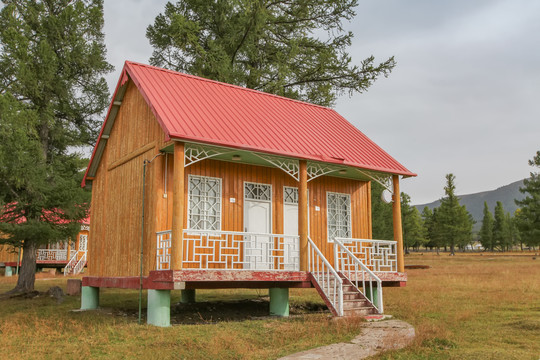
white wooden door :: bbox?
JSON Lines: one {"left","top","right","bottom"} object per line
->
{"left": 244, "top": 182, "right": 273, "bottom": 270}
{"left": 244, "top": 200, "right": 272, "bottom": 269}
{"left": 283, "top": 204, "right": 298, "bottom": 236}
{"left": 283, "top": 203, "right": 299, "bottom": 270}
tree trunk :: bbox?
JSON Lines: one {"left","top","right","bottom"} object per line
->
{"left": 10, "top": 241, "right": 37, "bottom": 293}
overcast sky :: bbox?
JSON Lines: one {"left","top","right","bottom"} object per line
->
{"left": 103, "top": 0, "right": 540, "bottom": 204}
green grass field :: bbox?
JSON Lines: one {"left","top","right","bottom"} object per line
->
{"left": 1, "top": 254, "right": 538, "bottom": 359}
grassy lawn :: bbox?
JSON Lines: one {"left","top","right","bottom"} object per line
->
{"left": 0, "top": 254, "right": 539, "bottom": 359}
{"left": 378, "top": 253, "right": 540, "bottom": 359}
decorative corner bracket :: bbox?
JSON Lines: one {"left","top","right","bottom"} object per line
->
{"left": 253, "top": 153, "right": 299, "bottom": 181}
{"left": 184, "top": 143, "right": 233, "bottom": 167}
{"left": 356, "top": 169, "right": 394, "bottom": 194}
{"left": 306, "top": 162, "right": 343, "bottom": 182}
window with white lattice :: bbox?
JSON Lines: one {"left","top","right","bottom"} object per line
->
{"left": 327, "top": 192, "right": 351, "bottom": 242}
{"left": 244, "top": 182, "right": 271, "bottom": 202}
{"left": 188, "top": 175, "right": 222, "bottom": 230}
{"left": 283, "top": 186, "right": 298, "bottom": 205}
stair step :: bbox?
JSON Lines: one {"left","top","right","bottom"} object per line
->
{"left": 343, "top": 307, "right": 378, "bottom": 316}
{"left": 343, "top": 302, "right": 374, "bottom": 310}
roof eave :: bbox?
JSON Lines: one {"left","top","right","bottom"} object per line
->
{"left": 167, "top": 135, "right": 417, "bottom": 178}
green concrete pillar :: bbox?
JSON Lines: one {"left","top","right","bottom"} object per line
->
{"left": 269, "top": 288, "right": 289, "bottom": 317}
{"left": 180, "top": 289, "right": 196, "bottom": 304}
{"left": 147, "top": 289, "right": 171, "bottom": 327}
{"left": 81, "top": 286, "right": 99, "bottom": 310}
{"left": 5, "top": 266, "right": 13, "bottom": 277}
{"left": 365, "top": 283, "right": 379, "bottom": 307}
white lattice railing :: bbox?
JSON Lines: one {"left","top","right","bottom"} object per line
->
{"left": 334, "top": 238, "right": 383, "bottom": 314}
{"left": 308, "top": 237, "right": 343, "bottom": 316}
{"left": 156, "top": 229, "right": 300, "bottom": 271}
{"left": 37, "top": 249, "right": 68, "bottom": 261}
{"left": 335, "top": 238, "right": 397, "bottom": 272}
{"left": 156, "top": 230, "right": 172, "bottom": 270}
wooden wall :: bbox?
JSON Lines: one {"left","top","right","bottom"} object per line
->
{"left": 0, "top": 244, "right": 19, "bottom": 264}
{"left": 88, "top": 80, "right": 168, "bottom": 277}
{"left": 88, "top": 79, "right": 372, "bottom": 277}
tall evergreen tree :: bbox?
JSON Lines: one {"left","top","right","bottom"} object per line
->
{"left": 515, "top": 151, "right": 540, "bottom": 249}
{"left": 0, "top": 0, "right": 112, "bottom": 292}
{"left": 479, "top": 201, "right": 494, "bottom": 251}
{"left": 493, "top": 201, "right": 510, "bottom": 251}
{"left": 146, "top": 0, "right": 395, "bottom": 107}
{"left": 432, "top": 174, "right": 473, "bottom": 255}
{"left": 421, "top": 206, "right": 436, "bottom": 250}
{"left": 511, "top": 209, "right": 523, "bottom": 250}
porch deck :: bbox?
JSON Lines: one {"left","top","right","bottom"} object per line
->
{"left": 82, "top": 269, "right": 406, "bottom": 290}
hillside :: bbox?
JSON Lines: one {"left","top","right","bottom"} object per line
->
{"left": 415, "top": 179, "right": 526, "bottom": 230}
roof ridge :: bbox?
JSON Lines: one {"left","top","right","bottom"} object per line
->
{"left": 124, "top": 60, "right": 336, "bottom": 112}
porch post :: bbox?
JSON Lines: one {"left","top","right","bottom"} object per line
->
{"left": 147, "top": 289, "right": 171, "bottom": 327}
{"left": 299, "top": 160, "right": 308, "bottom": 271}
{"left": 392, "top": 175, "right": 405, "bottom": 272}
{"left": 66, "top": 238, "right": 71, "bottom": 261}
{"left": 171, "top": 142, "right": 185, "bottom": 270}
{"left": 269, "top": 288, "right": 289, "bottom": 316}
{"left": 81, "top": 286, "right": 99, "bottom": 310}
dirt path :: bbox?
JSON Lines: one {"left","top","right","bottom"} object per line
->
{"left": 279, "top": 319, "right": 415, "bottom": 360}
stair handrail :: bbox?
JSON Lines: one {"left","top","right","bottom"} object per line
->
{"left": 72, "top": 251, "right": 87, "bottom": 275}
{"left": 307, "top": 237, "right": 343, "bottom": 316}
{"left": 334, "top": 238, "right": 384, "bottom": 314}
{"left": 64, "top": 251, "right": 79, "bottom": 276}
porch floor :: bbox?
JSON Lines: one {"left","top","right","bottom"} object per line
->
{"left": 82, "top": 270, "right": 407, "bottom": 290}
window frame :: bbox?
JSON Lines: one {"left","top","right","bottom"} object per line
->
{"left": 187, "top": 174, "right": 223, "bottom": 231}
{"left": 326, "top": 191, "right": 352, "bottom": 242}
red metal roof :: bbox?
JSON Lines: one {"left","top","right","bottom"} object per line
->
{"left": 1, "top": 203, "right": 90, "bottom": 225}
{"left": 83, "top": 61, "right": 415, "bottom": 186}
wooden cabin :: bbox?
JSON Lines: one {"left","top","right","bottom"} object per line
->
{"left": 81, "top": 61, "right": 416, "bottom": 326}
{"left": 0, "top": 220, "right": 89, "bottom": 276}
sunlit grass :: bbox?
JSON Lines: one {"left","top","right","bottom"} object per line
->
{"left": 377, "top": 253, "right": 540, "bottom": 360}
{"left": 0, "top": 275, "right": 362, "bottom": 359}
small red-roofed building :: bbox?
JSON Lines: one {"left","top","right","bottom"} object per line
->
{"left": 0, "top": 212, "right": 90, "bottom": 276}
{"left": 81, "top": 61, "right": 415, "bottom": 326}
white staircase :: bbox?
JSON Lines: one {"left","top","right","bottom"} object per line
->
{"left": 307, "top": 237, "right": 383, "bottom": 317}
{"left": 64, "top": 251, "right": 87, "bottom": 276}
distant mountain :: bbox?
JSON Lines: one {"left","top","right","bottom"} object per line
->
{"left": 415, "top": 179, "right": 526, "bottom": 230}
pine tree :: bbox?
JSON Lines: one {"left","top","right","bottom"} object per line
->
{"left": 515, "top": 151, "right": 540, "bottom": 250}
{"left": 146, "top": 0, "right": 395, "bottom": 107}
{"left": 479, "top": 201, "right": 494, "bottom": 251}
{"left": 432, "top": 174, "right": 474, "bottom": 255}
{"left": 510, "top": 209, "right": 522, "bottom": 250}
{"left": 493, "top": 201, "right": 510, "bottom": 251}
{"left": 421, "top": 206, "right": 435, "bottom": 250}
{"left": 0, "top": 0, "right": 112, "bottom": 292}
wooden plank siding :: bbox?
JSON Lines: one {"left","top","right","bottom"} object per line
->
{"left": 0, "top": 244, "right": 19, "bottom": 264}
{"left": 88, "top": 80, "right": 372, "bottom": 277}
{"left": 88, "top": 80, "right": 169, "bottom": 277}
